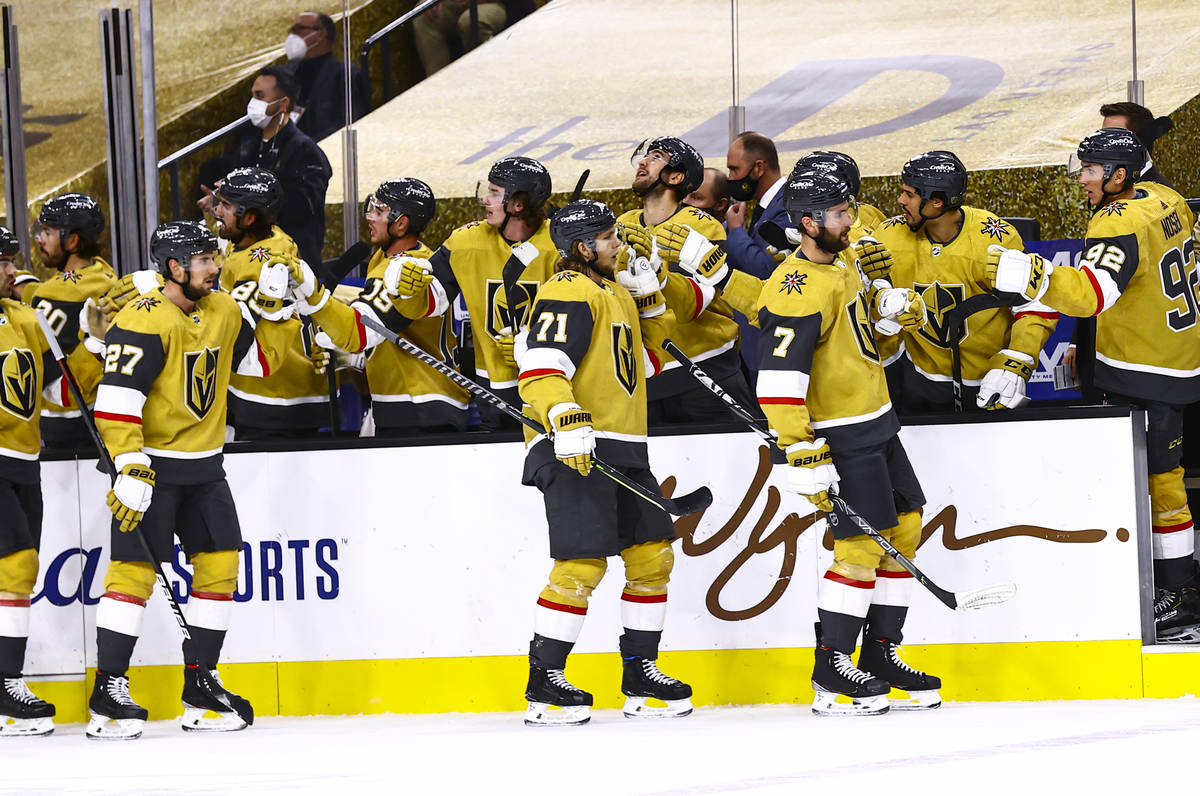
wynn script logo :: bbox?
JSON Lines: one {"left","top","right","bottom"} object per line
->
{"left": 660, "top": 446, "right": 1128, "bottom": 621}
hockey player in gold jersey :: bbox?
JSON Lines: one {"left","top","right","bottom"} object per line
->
{"left": 791, "top": 151, "right": 887, "bottom": 243}
{"left": 516, "top": 199, "right": 691, "bottom": 726}
{"left": 213, "top": 167, "right": 329, "bottom": 439}
{"left": 87, "top": 222, "right": 291, "bottom": 740}
{"left": 988, "top": 129, "right": 1200, "bottom": 642}
{"left": 27, "top": 193, "right": 116, "bottom": 450}
{"left": 871, "top": 151, "right": 1057, "bottom": 412}
{"left": 616, "top": 136, "right": 755, "bottom": 424}
{"left": 302, "top": 178, "right": 469, "bottom": 434}
{"left": 0, "top": 227, "right": 58, "bottom": 735}
{"left": 757, "top": 170, "right": 938, "bottom": 715}
{"left": 386, "top": 156, "right": 559, "bottom": 431}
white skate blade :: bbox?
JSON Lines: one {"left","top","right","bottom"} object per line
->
{"left": 1157, "top": 624, "right": 1200, "bottom": 644}
{"left": 0, "top": 715, "right": 54, "bottom": 736}
{"left": 888, "top": 689, "right": 942, "bottom": 711}
{"left": 622, "top": 695, "right": 693, "bottom": 719}
{"left": 86, "top": 713, "right": 143, "bottom": 740}
{"left": 181, "top": 705, "right": 248, "bottom": 732}
{"left": 955, "top": 582, "right": 1016, "bottom": 610}
{"left": 811, "top": 687, "right": 890, "bottom": 717}
{"left": 523, "top": 702, "right": 590, "bottom": 727}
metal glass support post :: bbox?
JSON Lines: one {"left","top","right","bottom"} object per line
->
{"left": 139, "top": 0, "right": 158, "bottom": 228}
{"left": 341, "top": 0, "right": 358, "bottom": 261}
{"left": 101, "top": 8, "right": 147, "bottom": 275}
{"left": 1127, "top": 0, "right": 1143, "bottom": 104}
{"left": 0, "top": 5, "right": 29, "bottom": 265}
{"left": 727, "top": 0, "right": 744, "bottom": 143}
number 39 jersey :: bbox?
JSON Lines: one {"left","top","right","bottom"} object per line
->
{"left": 1042, "top": 183, "right": 1200, "bottom": 404}
{"left": 754, "top": 252, "right": 898, "bottom": 453}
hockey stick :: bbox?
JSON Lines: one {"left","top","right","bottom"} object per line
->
{"left": 662, "top": 339, "right": 1016, "bottom": 611}
{"left": 35, "top": 312, "right": 254, "bottom": 724}
{"left": 946, "top": 293, "right": 1008, "bottom": 412}
{"left": 570, "top": 169, "right": 590, "bottom": 202}
{"left": 359, "top": 314, "right": 711, "bottom": 516}
{"left": 317, "top": 240, "right": 371, "bottom": 435}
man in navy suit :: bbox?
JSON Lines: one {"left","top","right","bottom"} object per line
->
{"left": 723, "top": 132, "right": 787, "bottom": 386}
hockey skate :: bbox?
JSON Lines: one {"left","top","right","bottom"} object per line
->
{"left": 86, "top": 671, "right": 148, "bottom": 740}
{"left": 621, "top": 656, "right": 693, "bottom": 718}
{"left": 0, "top": 677, "right": 55, "bottom": 736}
{"left": 524, "top": 664, "right": 592, "bottom": 726}
{"left": 858, "top": 638, "right": 942, "bottom": 710}
{"left": 181, "top": 666, "right": 251, "bottom": 732}
{"left": 1155, "top": 584, "right": 1200, "bottom": 643}
{"left": 812, "top": 646, "right": 890, "bottom": 716}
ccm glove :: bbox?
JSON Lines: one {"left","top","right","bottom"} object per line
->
{"left": 854, "top": 237, "right": 894, "bottom": 282}
{"left": 872, "top": 282, "right": 926, "bottom": 333}
{"left": 654, "top": 222, "right": 728, "bottom": 286}
{"left": 784, "top": 438, "right": 839, "bottom": 512}
{"left": 549, "top": 402, "right": 595, "bottom": 477}
{"left": 282, "top": 255, "right": 330, "bottom": 313}
{"left": 986, "top": 245, "right": 1052, "bottom": 303}
{"left": 106, "top": 453, "right": 156, "bottom": 533}
{"left": 383, "top": 255, "right": 434, "bottom": 297}
{"left": 978, "top": 349, "right": 1035, "bottom": 410}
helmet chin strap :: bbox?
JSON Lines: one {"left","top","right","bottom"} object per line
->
{"left": 1092, "top": 168, "right": 1131, "bottom": 213}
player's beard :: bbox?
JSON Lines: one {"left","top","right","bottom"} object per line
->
{"left": 218, "top": 220, "right": 245, "bottom": 245}
{"left": 814, "top": 227, "right": 848, "bottom": 255}
{"left": 182, "top": 274, "right": 211, "bottom": 301}
{"left": 39, "top": 245, "right": 66, "bottom": 269}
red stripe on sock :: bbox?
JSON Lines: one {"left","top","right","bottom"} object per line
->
{"left": 102, "top": 591, "right": 147, "bottom": 607}
{"left": 823, "top": 571, "right": 874, "bottom": 589}
{"left": 536, "top": 597, "right": 586, "bottom": 615}
{"left": 1153, "top": 521, "right": 1193, "bottom": 534}
{"left": 0, "top": 598, "right": 31, "bottom": 607}
{"left": 875, "top": 569, "right": 913, "bottom": 579}
{"left": 621, "top": 592, "right": 667, "bottom": 603}
{"left": 189, "top": 591, "right": 234, "bottom": 601}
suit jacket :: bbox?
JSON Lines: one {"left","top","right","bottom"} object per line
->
{"left": 286, "top": 54, "right": 369, "bottom": 143}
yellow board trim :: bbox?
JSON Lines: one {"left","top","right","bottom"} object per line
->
{"left": 28, "top": 639, "right": 1187, "bottom": 722}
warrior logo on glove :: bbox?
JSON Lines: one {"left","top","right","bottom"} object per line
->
{"left": 0, "top": 348, "right": 36, "bottom": 420}
{"left": 184, "top": 347, "right": 220, "bottom": 419}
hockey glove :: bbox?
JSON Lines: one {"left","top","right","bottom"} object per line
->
{"left": 496, "top": 325, "right": 517, "bottom": 367}
{"left": 615, "top": 248, "right": 667, "bottom": 318}
{"left": 619, "top": 224, "right": 656, "bottom": 260}
{"left": 254, "top": 262, "right": 292, "bottom": 321}
{"left": 872, "top": 283, "right": 925, "bottom": 334}
{"left": 655, "top": 222, "right": 728, "bottom": 286}
{"left": 106, "top": 453, "right": 156, "bottom": 533}
{"left": 79, "top": 298, "right": 113, "bottom": 356}
{"left": 383, "top": 255, "right": 434, "bottom": 298}
{"left": 986, "top": 245, "right": 1052, "bottom": 303}
{"left": 784, "top": 438, "right": 839, "bottom": 512}
{"left": 854, "top": 237, "right": 893, "bottom": 282}
{"left": 99, "top": 270, "right": 163, "bottom": 317}
{"left": 282, "top": 256, "right": 330, "bottom": 314}
{"left": 549, "top": 402, "right": 595, "bottom": 477}
{"left": 978, "top": 349, "right": 1034, "bottom": 410}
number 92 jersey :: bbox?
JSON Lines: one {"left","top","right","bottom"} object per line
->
{"left": 755, "top": 253, "right": 898, "bottom": 453}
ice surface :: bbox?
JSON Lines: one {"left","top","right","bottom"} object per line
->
{"left": 5, "top": 699, "right": 1199, "bottom": 795}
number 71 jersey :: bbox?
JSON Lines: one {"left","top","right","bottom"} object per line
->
{"left": 1084, "top": 185, "right": 1200, "bottom": 404}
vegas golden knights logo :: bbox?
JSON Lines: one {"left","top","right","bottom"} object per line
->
{"left": 914, "top": 281, "right": 966, "bottom": 347}
{"left": 846, "top": 295, "right": 881, "bottom": 363}
{"left": 184, "top": 347, "right": 220, "bottom": 420}
{"left": 610, "top": 323, "right": 637, "bottom": 396}
{"left": 0, "top": 348, "right": 36, "bottom": 420}
{"left": 486, "top": 279, "right": 540, "bottom": 338}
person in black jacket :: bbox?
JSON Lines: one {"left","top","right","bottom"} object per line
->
{"left": 282, "top": 11, "right": 368, "bottom": 142}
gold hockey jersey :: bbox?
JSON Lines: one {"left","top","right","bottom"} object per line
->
{"left": 397, "top": 219, "right": 559, "bottom": 393}
{"left": 1042, "top": 185, "right": 1200, "bottom": 404}
{"left": 0, "top": 299, "right": 51, "bottom": 482}
{"left": 311, "top": 244, "right": 469, "bottom": 431}
{"left": 23, "top": 256, "right": 115, "bottom": 422}
{"left": 220, "top": 226, "right": 328, "bottom": 431}
{"left": 755, "top": 251, "right": 898, "bottom": 453}
{"left": 851, "top": 202, "right": 887, "bottom": 243}
{"left": 94, "top": 290, "right": 289, "bottom": 483}
{"left": 615, "top": 205, "right": 742, "bottom": 398}
{"left": 519, "top": 269, "right": 673, "bottom": 468}
{"left": 874, "top": 206, "right": 1055, "bottom": 385}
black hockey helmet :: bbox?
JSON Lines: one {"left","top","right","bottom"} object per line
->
{"left": 150, "top": 221, "right": 218, "bottom": 274}
{"left": 901, "top": 150, "right": 967, "bottom": 210}
{"left": 37, "top": 193, "right": 105, "bottom": 244}
{"left": 550, "top": 199, "right": 616, "bottom": 260}
{"left": 0, "top": 226, "right": 20, "bottom": 257}
{"left": 783, "top": 169, "right": 852, "bottom": 227}
{"left": 632, "top": 136, "right": 704, "bottom": 196}
{"left": 1071, "top": 127, "right": 1147, "bottom": 185}
{"left": 214, "top": 166, "right": 283, "bottom": 219}
{"left": 792, "top": 151, "right": 861, "bottom": 199}
{"left": 487, "top": 156, "right": 552, "bottom": 209}
{"left": 366, "top": 177, "right": 436, "bottom": 234}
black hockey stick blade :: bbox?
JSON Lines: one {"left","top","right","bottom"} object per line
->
{"left": 35, "top": 312, "right": 253, "bottom": 724}
{"left": 571, "top": 169, "right": 590, "bottom": 202}
{"left": 322, "top": 241, "right": 372, "bottom": 289}
{"left": 657, "top": 482, "right": 713, "bottom": 515}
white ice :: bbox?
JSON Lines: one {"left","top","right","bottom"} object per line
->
{"left": 5, "top": 699, "right": 1199, "bottom": 795}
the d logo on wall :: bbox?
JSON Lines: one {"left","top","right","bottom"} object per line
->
{"left": 184, "top": 347, "right": 220, "bottom": 420}
{"left": 0, "top": 348, "right": 36, "bottom": 420}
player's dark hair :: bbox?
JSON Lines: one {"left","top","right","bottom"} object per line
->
{"left": 1099, "top": 102, "right": 1154, "bottom": 135}
{"left": 259, "top": 65, "right": 298, "bottom": 105}
{"left": 510, "top": 191, "right": 547, "bottom": 229}
{"left": 735, "top": 131, "right": 780, "bottom": 172}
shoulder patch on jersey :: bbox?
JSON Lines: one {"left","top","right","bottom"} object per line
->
{"left": 59, "top": 270, "right": 81, "bottom": 283}
{"left": 684, "top": 207, "right": 714, "bottom": 223}
{"left": 132, "top": 295, "right": 161, "bottom": 312}
{"left": 1099, "top": 201, "right": 1127, "bottom": 218}
{"left": 979, "top": 217, "right": 1011, "bottom": 240}
{"left": 881, "top": 215, "right": 906, "bottom": 229}
{"left": 779, "top": 270, "right": 807, "bottom": 295}
{"left": 248, "top": 247, "right": 272, "bottom": 263}
{"left": 552, "top": 270, "right": 581, "bottom": 283}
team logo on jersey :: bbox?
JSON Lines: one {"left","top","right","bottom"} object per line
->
{"left": 0, "top": 348, "right": 36, "bottom": 420}
{"left": 914, "top": 281, "right": 966, "bottom": 348}
{"left": 554, "top": 271, "right": 580, "bottom": 283}
{"left": 779, "top": 271, "right": 806, "bottom": 295}
{"left": 881, "top": 216, "right": 906, "bottom": 229}
{"left": 610, "top": 322, "right": 637, "bottom": 396}
{"left": 979, "top": 217, "right": 1011, "bottom": 241}
{"left": 485, "top": 279, "right": 539, "bottom": 340}
{"left": 132, "top": 296, "right": 161, "bottom": 312}
{"left": 249, "top": 247, "right": 273, "bottom": 263}
{"left": 1099, "top": 202, "right": 1127, "bottom": 218}
{"left": 183, "top": 346, "right": 220, "bottom": 420}
{"left": 59, "top": 270, "right": 81, "bottom": 283}
{"left": 846, "top": 295, "right": 881, "bottom": 364}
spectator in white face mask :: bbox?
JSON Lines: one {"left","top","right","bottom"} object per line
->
{"left": 281, "top": 11, "right": 368, "bottom": 142}
{"left": 197, "top": 66, "right": 332, "bottom": 272}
